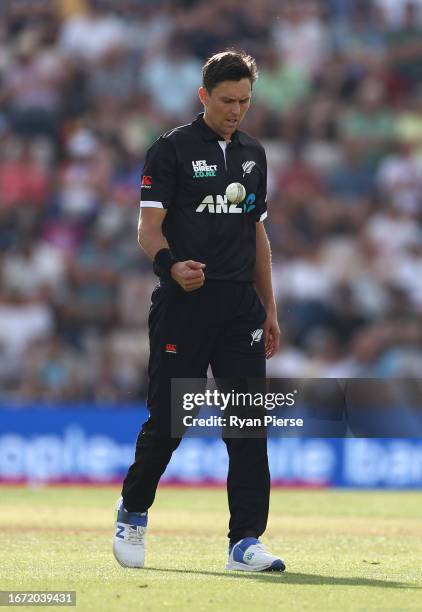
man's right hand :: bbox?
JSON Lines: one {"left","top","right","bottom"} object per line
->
{"left": 171, "top": 260, "right": 206, "bottom": 292}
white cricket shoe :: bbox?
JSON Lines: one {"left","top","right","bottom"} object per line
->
{"left": 226, "top": 537, "right": 285, "bottom": 572}
{"left": 113, "top": 497, "right": 148, "bottom": 568}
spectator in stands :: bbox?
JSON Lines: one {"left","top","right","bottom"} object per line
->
{"left": 326, "top": 138, "right": 375, "bottom": 203}
{"left": 395, "top": 89, "right": 422, "bottom": 152}
{"left": 59, "top": 0, "right": 129, "bottom": 65}
{"left": 339, "top": 76, "right": 395, "bottom": 165}
{"left": 1, "top": 234, "right": 66, "bottom": 301}
{"left": 1, "top": 29, "right": 66, "bottom": 142}
{"left": 58, "top": 220, "right": 127, "bottom": 346}
{"left": 253, "top": 50, "right": 311, "bottom": 117}
{"left": 0, "top": 287, "right": 54, "bottom": 373}
{"left": 376, "top": 140, "right": 422, "bottom": 214}
{"left": 271, "top": 0, "right": 329, "bottom": 77}
{"left": 17, "top": 334, "right": 82, "bottom": 401}
{"left": 386, "top": 0, "right": 422, "bottom": 88}
{"left": 0, "top": 137, "right": 50, "bottom": 212}
{"left": 140, "top": 37, "right": 202, "bottom": 121}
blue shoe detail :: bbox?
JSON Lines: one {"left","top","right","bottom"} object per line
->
{"left": 232, "top": 538, "right": 260, "bottom": 563}
{"left": 266, "top": 559, "right": 286, "bottom": 572}
{"left": 227, "top": 538, "right": 286, "bottom": 572}
{"left": 117, "top": 507, "right": 148, "bottom": 527}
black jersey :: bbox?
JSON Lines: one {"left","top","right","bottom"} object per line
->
{"left": 140, "top": 113, "right": 267, "bottom": 282}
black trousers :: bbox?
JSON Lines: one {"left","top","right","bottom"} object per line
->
{"left": 122, "top": 279, "right": 269, "bottom": 542}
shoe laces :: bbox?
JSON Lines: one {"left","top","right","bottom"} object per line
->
{"left": 127, "top": 525, "right": 146, "bottom": 545}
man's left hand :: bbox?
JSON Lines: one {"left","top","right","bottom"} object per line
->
{"left": 263, "top": 311, "right": 280, "bottom": 359}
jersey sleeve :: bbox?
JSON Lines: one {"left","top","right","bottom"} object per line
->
{"left": 254, "top": 148, "right": 268, "bottom": 223}
{"left": 140, "top": 137, "right": 177, "bottom": 209}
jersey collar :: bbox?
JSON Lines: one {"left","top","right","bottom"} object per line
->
{"left": 193, "top": 113, "right": 245, "bottom": 145}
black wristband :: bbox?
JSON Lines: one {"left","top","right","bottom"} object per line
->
{"left": 153, "top": 248, "right": 178, "bottom": 278}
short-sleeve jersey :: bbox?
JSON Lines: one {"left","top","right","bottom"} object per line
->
{"left": 140, "top": 113, "right": 267, "bottom": 282}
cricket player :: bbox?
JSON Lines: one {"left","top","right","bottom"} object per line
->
{"left": 113, "top": 50, "right": 284, "bottom": 572}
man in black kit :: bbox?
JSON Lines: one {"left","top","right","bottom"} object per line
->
{"left": 113, "top": 50, "right": 285, "bottom": 572}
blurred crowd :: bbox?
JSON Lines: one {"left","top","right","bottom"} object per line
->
{"left": 0, "top": 0, "right": 421, "bottom": 403}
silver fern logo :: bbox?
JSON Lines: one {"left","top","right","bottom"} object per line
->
{"left": 251, "top": 329, "right": 263, "bottom": 345}
{"left": 242, "top": 161, "right": 256, "bottom": 177}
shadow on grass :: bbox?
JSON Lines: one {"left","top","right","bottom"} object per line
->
{"left": 140, "top": 568, "right": 420, "bottom": 589}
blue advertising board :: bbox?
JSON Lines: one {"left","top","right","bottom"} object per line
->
{"left": 0, "top": 405, "right": 421, "bottom": 488}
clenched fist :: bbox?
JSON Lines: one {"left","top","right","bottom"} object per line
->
{"left": 171, "top": 260, "right": 206, "bottom": 292}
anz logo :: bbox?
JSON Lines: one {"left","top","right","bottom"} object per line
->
{"left": 196, "top": 193, "right": 256, "bottom": 214}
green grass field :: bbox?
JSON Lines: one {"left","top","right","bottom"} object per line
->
{"left": 0, "top": 486, "right": 421, "bottom": 612}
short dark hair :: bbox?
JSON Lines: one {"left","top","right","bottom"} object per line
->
{"left": 202, "top": 50, "right": 258, "bottom": 93}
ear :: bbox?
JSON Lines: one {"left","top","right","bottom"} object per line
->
{"left": 198, "top": 86, "right": 207, "bottom": 106}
